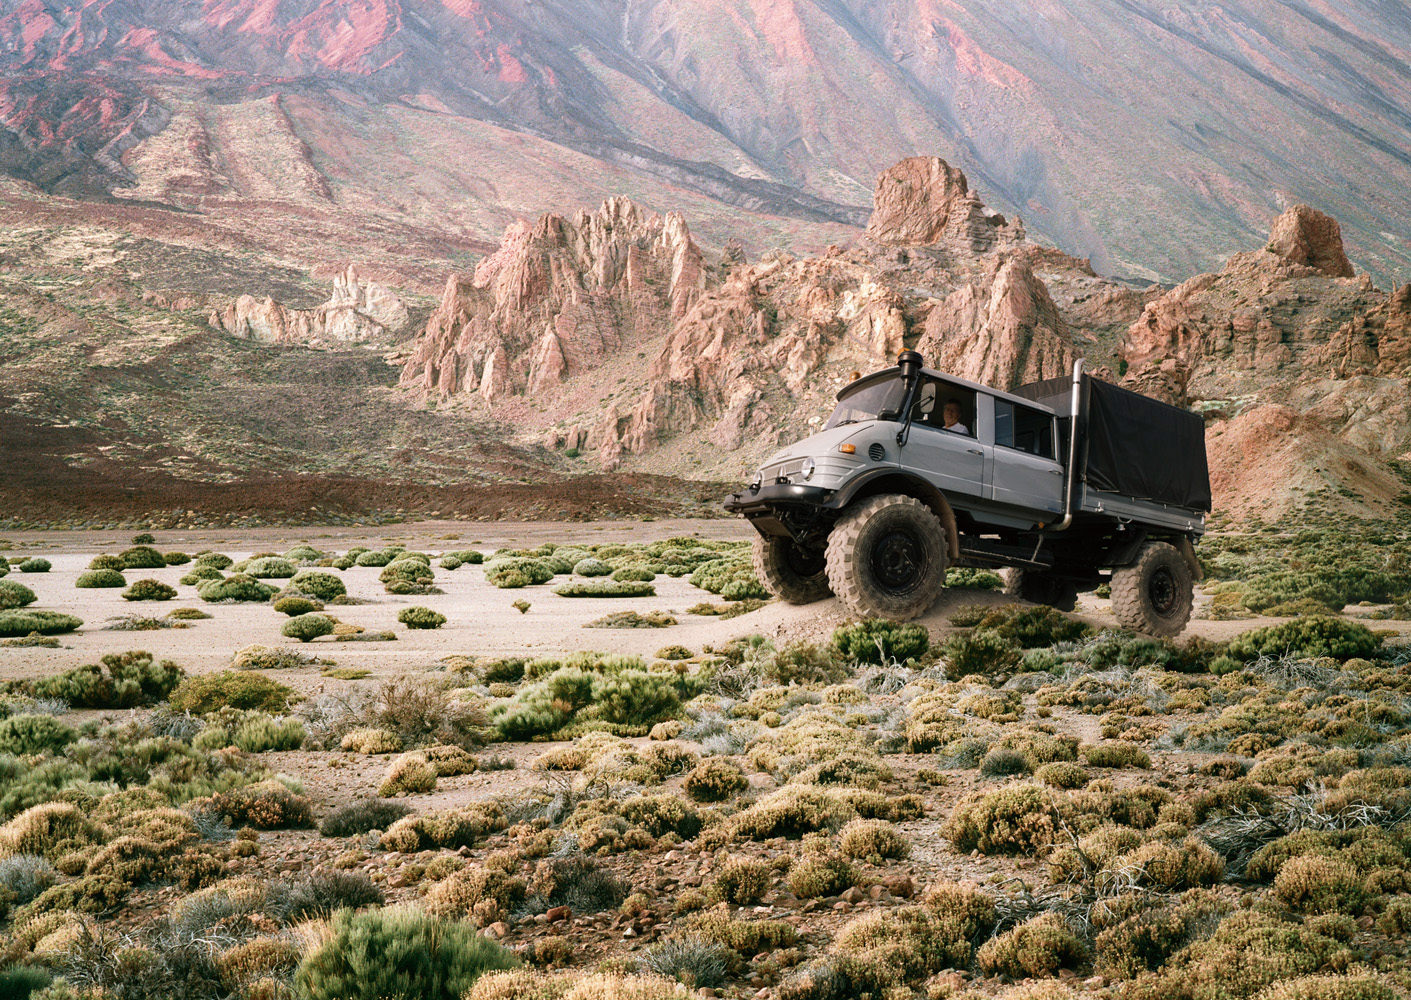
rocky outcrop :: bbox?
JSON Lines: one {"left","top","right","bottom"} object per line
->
{"left": 1266, "top": 204, "right": 1355, "bottom": 278}
{"left": 399, "top": 198, "right": 707, "bottom": 403}
{"left": 210, "top": 266, "right": 410, "bottom": 346}
{"left": 864, "top": 156, "right": 1024, "bottom": 251}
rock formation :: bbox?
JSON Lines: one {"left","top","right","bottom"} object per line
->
{"left": 1266, "top": 205, "right": 1356, "bottom": 278}
{"left": 864, "top": 156, "right": 1024, "bottom": 251}
{"left": 399, "top": 198, "right": 707, "bottom": 404}
{"left": 210, "top": 266, "right": 410, "bottom": 346}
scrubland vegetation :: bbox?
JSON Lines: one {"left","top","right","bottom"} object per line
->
{"left": 0, "top": 525, "right": 1408, "bottom": 999}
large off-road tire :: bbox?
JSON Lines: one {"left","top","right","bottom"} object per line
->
{"left": 752, "top": 534, "right": 831, "bottom": 605}
{"left": 825, "top": 494, "right": 948, "bottom": 621}
{"left": 1000, "top": 569, "right": 1079, "bottom": 613}
{"left": 1110, "top": 541, "right": 1194, "bottom": 637}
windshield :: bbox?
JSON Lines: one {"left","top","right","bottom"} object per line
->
{"left": 824, "top": 377, "right": 906, "bottom": 430}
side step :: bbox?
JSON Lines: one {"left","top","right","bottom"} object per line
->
{"left": 957, "top": 536, "right": 1055, "bottom": 571}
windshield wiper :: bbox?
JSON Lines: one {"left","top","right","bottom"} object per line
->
{"left": 834, "top": 419, "right": 860, "bottom": 426}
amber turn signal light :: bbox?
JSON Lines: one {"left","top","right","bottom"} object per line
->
{"left": 839, "top": 443, "right": 856, "bottom": 454}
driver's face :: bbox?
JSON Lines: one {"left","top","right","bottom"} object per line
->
{"left": 943, "top": 405, "right": 960, "bottom": 425}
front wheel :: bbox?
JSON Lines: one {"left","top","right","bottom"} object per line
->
{"left": 825, "top": 494, "right": 948, "bottom": 620}
{"left": 1000, "top": 569, "right": 1079, "bottom": 613}
{"left": 1110, "top": 541, "right": 1193, "bottom": 637}
{"left": 752, "top": 535, "right": 831, "bottom": 604}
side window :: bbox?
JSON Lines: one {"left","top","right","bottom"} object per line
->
{"left": 921, "top": 383, "right": 975, "bottom": 436}
{"left": 994, "top": 400, "right": 1055, "bottom": 458}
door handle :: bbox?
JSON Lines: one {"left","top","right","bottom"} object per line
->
{"left": 966, "top": 448, "right": 983, "bottom": 456}
{"left": 1050, "top": 469, "right": 1064, "bottom": 476}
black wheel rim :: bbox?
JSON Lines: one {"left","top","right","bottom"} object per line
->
{"left": 870, "top": 529, "right": 925, "bottom": 593}
{"left": 785, "top": 544, "right": 826, "bottom": 578}
{"left": 1149, "top": 566, "right": 1178, "bottom": 616}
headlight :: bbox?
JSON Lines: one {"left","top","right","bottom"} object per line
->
{"left": 749, "top": 471, "right": 763, "bottom": 492}
{"left": 801, "top": 457, "right": 816, "bottom": 480}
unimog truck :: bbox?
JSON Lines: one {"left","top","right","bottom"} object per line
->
{"left": 725, "top": 351, "right": 1211, "bottom": 636}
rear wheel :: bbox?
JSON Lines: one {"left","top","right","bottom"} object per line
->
{"left": 1110, "top": 541, "right": 1193, "bottom": 637}
{"left": 752, "top": 535, "right": 831, "bottom": 604}
{"left": 1000, "top": 569, "right": 1079, "bottom": 613}
{"left": 826, "top": 494, "right": 948, "bottom": 620}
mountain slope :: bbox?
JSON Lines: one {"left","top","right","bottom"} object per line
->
{"left": 0, "top": 0, "right": 1407, "bottom": 284}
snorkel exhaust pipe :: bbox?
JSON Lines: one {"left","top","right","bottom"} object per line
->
{"left": 1051, "top": 358, "right": 1085, "bottom": 532}
{"left": 895, "top": 350, "right": 925, "bottom": 447}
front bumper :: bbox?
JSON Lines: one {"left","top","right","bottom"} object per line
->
{"left": 723, "top": 483, "right": 833, "bottom": 517}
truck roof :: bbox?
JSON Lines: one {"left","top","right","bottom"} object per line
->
{"left": 841, "top": 366, "right": 1060, "bottom": 415}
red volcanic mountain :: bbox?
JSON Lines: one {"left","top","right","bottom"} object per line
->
{"left": 0, "top": 0, "right": 1408, "bottom": 285}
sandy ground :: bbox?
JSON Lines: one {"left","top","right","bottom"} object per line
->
{"left": 5, "top": 518, "right": 1409, "bottom": 689}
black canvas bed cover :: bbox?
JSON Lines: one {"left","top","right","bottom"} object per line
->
{"left": 1013, "top": 374, "right": 1212, "bottom": 513}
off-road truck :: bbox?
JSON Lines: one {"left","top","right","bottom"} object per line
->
{"left": 725, "top": 351, "right": 1211, "bottom": 636}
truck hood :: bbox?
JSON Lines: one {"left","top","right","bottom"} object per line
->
{"left": 754, "top": 422, "right": 880, "bottom": 471}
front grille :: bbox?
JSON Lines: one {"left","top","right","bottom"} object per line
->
{"left": 773, "top": 459, "right": 808, "bottom": 481}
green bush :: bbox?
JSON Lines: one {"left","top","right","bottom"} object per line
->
{"left": 787, "top": 853, "right": 857, "bottom": 898}
{"left": 0, "top": 713, "right": 76, "bottom": 754}
{"left": 210, "top": 779, "right": 314, "bottom": 829}
{"left": 290, "top": 570, "right": 346, "bottom": 601}
{"left": 274, "top": 595, "right": 323, "bottom": 616}
{"left": 552, "top": 581, "right": 655, "bottom": 598}
{"left": 88, "top": 554, "right": 125, "bottom": 571}
{"left": 573, "top": 558, "right": 613, "bottom": 577}
{"left": 591, "top": 670, "right": 681, "bottom": 725}
{"left": 945, "top": 567, "right": 1004, "bottom": 590}
{"left": 689, "top": 556, "right": 767, "bottom": 600}
{"left": 294, "top": 907, "right": 518, "bottom": 999}
{"left": 285, "top": 545, "right": 325, "bottom": 563}
{"left": 233, "top": 714, "right": 307, "bottom": 752}
{"left": 831, "top": 619, "right": 930, "bottom": 664}
{"left": 450, "top": 550, "right": 484, "bottom": 565}
{"left": 943, "top": 784, "right": 1059, "bottom": 855}
{"left": 0, "top": 579, "right": 37, "bottom": 609}
{"left": 119, "top": 545, "right": 166, "bottom": 569}
{"left": 244, "top": 557, "right": 297, "bottom": 579}
{"left": 180, "top": 566, "right": 224, "bottom": 585}
{"left": 76, "top": 569, "right": 125, "bottom": 588}
{"left": 193, "top": 552, "right": 233, "bottom": 570}
{"left": 0, "top": 611, "right": 81, "bottom": 637}
{"left": 484, "top": 558, "right": 554, "bottom": 588}
{"left": 320, "top": 799, "right": 414, "bottom": 837}
{"left": 1082, "top": 741, "right": 1153, "bottom": 769}
{"left": 169, "top": 671, "right": 295, "bottom": 714}
{"left": 355, "top": 550, "right": 395, "bottom": 567}
{"left": 976, "top": 912, "right": 1086, "bottom": 978}
{"left": 381, "top": 559, "right": 435, "bottom": 586}
{"left": 612, "top": 566, "right": 656, "bottom": 582}
{"left": 940, "top": 628, "right": 1022, "bottom": 678}
{"left": 163, "top": 551, "right": 191, "bottom": 565}
{"left": 398, "top": 606, "right": 447, "bottom": 630}
{"left": 199, "top": 573, "right": 277, "bottom": 603}
{"left": 684, "top": 760, "right": 748, "bottom": 803}
{"left": 29, "top": 651, "right": 183, "bottom": 707}
{"left": 1227, "top": 617, "right": 1380, "bottom": 662}
{"left": 283, "top": 613, "right": 336, "bottom": 643}
{"left": 122, "top": 579, "right": 177, "bottom": 602}
{"left": 18, "top": 558, "right": 49, "bottom": 573}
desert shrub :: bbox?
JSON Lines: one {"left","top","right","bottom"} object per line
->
{"left": 684, "top": 759, "right": 748, "bottom": 803}
{"left": 685, "top": 911, "right": 798, "bottom": 955}
{"left": 320, "top": 798, "right": 413, "bottom": 837}
{"left": 180, "top": 566, "right": 224, "bottom": 585}
{"left": 1094, "top": 891, "right": 1232, "bottom": 980}
{"left": 976, "top": 912, "right": 1086, "bottom": 978}
{"left": 18, "top": 558, "right": 49, "bottom": 573}
{"left": 573, "top": 558, "right": 613, "bottom": 577}
{"left": 122, "top": 579, "right": 177, "bottom": 602}
{"left": 553, "top": 580, "right": 655, "bottom": 597}
{"left": 690, "top": 556, "right": 768, "bottom": 600}
{"left": 398, "top": 606, "right": 447, "bottom": 630}
{"left": 273, "top": 595, "right": 322, "bottom": 616}
{"left": 944, "top": 784, "right": 1059, "bottom": 855}
{"left": 169, "top": 671, "right": 295, "bottom": 714}
{"left": 827, "top": 903, "right": 979, "bottom": 986}
{"left": 831, "top": 619, "right": 930, "bottom": 664}
{"left": 381, "top": 559, "right": 435, "bottom": 586}
{"left": 163, "top": 551, "right": 191, "bottom": 565}
{"left": 231, "top": 644, "right": 318, "bottom": 670}
{"left": 340, "top": 727, "right": 403, "bottom": 754}
{"left": 265, "top": 870, "right": 384, "bottom": 922}
{"left": 0, "top": 853, "right": 56, "bottom": 903}
{"left": 1036, "top": 761, "right": 1090, "bottom": 789}
{"left": 284, "top": 545, "right": 324, "bottom": 563}
{"left": 0, "top": 714, "right": 76, "bottom": 754}
{"left": 379, "top": 753, "right": 438, "bottom": 795}
{"left": 244, "top": 557, "right": 297, "bottom": 579}
{"left": 1227, "top": 617, "right": 1379, "bottom": 662}
{"left": 293, "top": 906, "right": 518, "bottom": 1000}
{"left": 713, "top": 857, "right": 772, "bottom": 904}
{"left": 89, "top": 554, "right": 125, "bottom": 571}
{"left": 941, "top": 628, "right": 1022, "bottom": 678}
{"left": 426, "top": 865, "right": 527, "bottom": 924}
{"left": 612, "top": 566, "right": 656, "bottom": 582}
{"left": 209, "top": 780, "right": 313, "bottom": 829}
{"left": 640, "top": 937, "right": 730, "bottom": 989}
{"left": 1082, "top": 741, "right": 1153, "bottom": 769}
{"left": 0, "top": 579, "right": 37, "bottom": 609}
{"left": 119, "top": 545, "right": 166, "bottom": 569}
{"left": 836, "top": 818, "right": 908, "bottom": 863}
{"left": 232, "top": 714, "right": 306, "bottom": 752}
{"left": 787, "top": 853, "right": 857, "bottom": 897}
{"left": 1272, "top": 855, "right": 1370, "bottom": 915}
{"left": 484, "top": 557, "right": 554, "bottom": 588}
{"left": 194, "top": 552, "right": 233, "bottom": 570}
{"left": 76, "top": 569, "right": 125, "bottom": 588}
{"left": 282, "top": 613, "right": 336, "bottom": 643}
{"left": 1109, "top": 838, "right": 1225, "bottom": 891}
{"left": 0, "top": 610, "right": 82, "bottom": 636}
{"left": 0, "top": 802, "right": 102, "bottom": 857}
{"left": 528, "top": 854, "right": 627, "bottom": 912}
{"left": 1251, "top": 974, "right": 1398, "bottom": 1000}
{"left": 281, "top": 572, "right": 344, "bottom": 604}
{"left": 591, "top": 670, "right": 681, "bottom": 725}
{"left": 980, "top": 747, "right": 1034, "bottom": 778}
{"left": 354, "top": 550, "right": 394, "bottom": 567}
{"left": 946, "top": 566, "right": 1004, "bottom": 589}
{"left": 199, "top": 574, "right": 277, "bottom": 603}
{"left": 29, "top": 650, "right": 184, "bottom": 707}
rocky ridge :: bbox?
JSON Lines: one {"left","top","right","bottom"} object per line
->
{"left": 210, "top": 266, "right": 413, "bottom": 346}
{"left": 402, "top": 156, "right": 1411, "bottom": 519}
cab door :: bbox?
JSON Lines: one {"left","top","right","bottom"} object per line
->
{"left": 900, "top": 378, "right": 987, "bottom": 497}
{"left": 987, "top": 398, "right": 1065, "bottom": 515}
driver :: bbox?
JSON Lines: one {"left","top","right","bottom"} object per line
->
{"left": 942, "top": 399, "right": 970, "bottom": 435}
